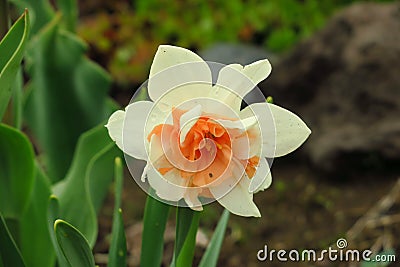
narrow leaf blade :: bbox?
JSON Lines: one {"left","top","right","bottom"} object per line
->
{"left": 198, "top": 209, "right": 230, "bottom": 267}
{"left": 19, "top": 165, "right": 55, "bottom": 267}
{"left": 0, "top": 212, "right": 26, "bottom": 267}
{"left": 172, "top": 208, "right": 200, "bottom": 267}
{"left": 140, "top": 195, "right": 170, "bottom": 267}
{"left": 0, "top": 123, "right": 35, "bottom": 219}
{"left": 56, "top": 0, "right": 78, "bottom": 32}
{"left": 108, "top": 209, "right": 126, "bottom": 267}
{"left": 0, "top": 10, "right": 29, "bottom": 119}
{"left": 107, "top": 157, "right": 127, "bottom": 267}
{"left": 47, "top": 196, "right": 69, "bottom": 267}
{"left": 54, "top": 219, "right": 95, "bottom": 267}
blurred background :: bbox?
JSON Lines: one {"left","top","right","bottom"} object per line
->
{"left": 79, "top": 0, "right": 400, "bottom": 266}
{"left": 11, "top": 0, "right": 400, "bottom": 266}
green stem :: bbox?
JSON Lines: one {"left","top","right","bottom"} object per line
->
{"left": 172, "top": 207, "right": 201, "bottom": 267}
{"left": 140, "top": 195, "right": 170, "bottom": 267}
{"left": 0, "top": 0, "right": 9, "bottom": 40}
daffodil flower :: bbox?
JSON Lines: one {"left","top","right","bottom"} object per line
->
{"left": 106, "top": 45, "right": 311, "bottom": 217}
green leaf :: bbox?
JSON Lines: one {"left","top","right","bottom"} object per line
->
{"left": 171, "top": 207, "right": 200, "bottom": 267}
{"left": 108, "top": 157, "right": 127, "bottom": 267}
{"left": 113, "top": 158, "right": 123, "bottom": 213}
{"left": 19, "top": 164, "right": 55, "bottom": 267}
{"left": 10, "top": 0, "right": 54, "bottom": 34}
{"left": 87, "top": 140, "right": 122, "bottom": 214}
{"left": 199, "top": 209, "right": 230, "bottom": 267}
{"left": 24, "top": 14, "right": 111, "bottom": 181}
{"left": 0, "top": 123, "right": 34, "bottom": 219}
{"left": 0, "top": 212, "right": 26, "bottom": 267}
{"left": 56, "top": 0, "right": 78, "bottom": 32}
{"left": 54, "top": 219, "right": 95, "bottom": 267}
{"left": 47, "top": 195, "right": 69, "bottom": 267}
{"left": 140, "top": 195, "right": 170, "bottom": 267}
{"left": 108, "top": 209, "right": 126, "bottom": 267}
{"left": 0, "top": 10, "right": 29, "bottom": 120}
{"left": 52, "top": 124, "right": 121, "bottom": 246}
{"left": 11, "top": 68, "right": 23, "bottom": 129}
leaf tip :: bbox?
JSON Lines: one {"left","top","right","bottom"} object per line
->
{"left": 115, "top": 157, "right": 122, "bottom": 166}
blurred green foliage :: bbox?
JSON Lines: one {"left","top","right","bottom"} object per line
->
{"left": 79, "top": 0, "right": 394, "bottom": 85}
{"left": 0, "top": 1, "right": 126, "bottom": 266}
{"left": 24, "top": 13, "right": 112, "bottom": 181}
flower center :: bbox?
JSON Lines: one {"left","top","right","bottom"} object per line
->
{"left": 180, "top": 116, "right": 230, "bottom": 161}
{"left": 148, "top": 107, "right": 259, "bottom": 187}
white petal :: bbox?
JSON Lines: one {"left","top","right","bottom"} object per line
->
{"left": 254, "top": 170, "right": 272, "bottom": 194}
{"left": 146, "top": 134, "right": 189, "bottom": 202}
{"left": 242, "top": 59, "right": 272, "bottom": 87}
{"left": 269, "top": 104, "right": 311, "bottom": 157}
{"left": 241, "top": 102, "right": 311, "bottom": 157}
{"left": 148, "top": 134, "right": 164, "bottom": 164}
{"left": 249, "top": 157, "right": 271, "bottom": 193}
{"left": 231, "top": 134, "right": 251, "bottom": 160}
{"left": 213, "top": 59, "right": 272, "bottom": 110}
{"left": 121, "top": 101, "right": 154, "bottom": 160}
{"left": 231, "top": 126, "right": 262, "bottom": 160}
{"left": 240, "top": 103, "right": 275, "bottom": 157}
{"left": 105, "top": 110, "right": 125, "bottom": 149}
{"left": 210, "top": 176, "right": 261, "bottom": 217}
{"left": 180, "top": 104, "right": 202, "bottom": 144}
{"left": 141, "top": 163, "right": 149, "bottom": 182}
{"left": 146, "top": 166, "right": 187, "bottom": 202}
{"left": 148, "top": 45, "right": 212, "bottom": 103}
{"left": 184, "top": 188, "right": 203, "bottom": 211}
{"left": 215, "top": 116, "right": 257, "bottom": 131}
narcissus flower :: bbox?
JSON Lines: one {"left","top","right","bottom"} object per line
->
{"left": 106, "top": 45, "right": 311, "bottom": 217}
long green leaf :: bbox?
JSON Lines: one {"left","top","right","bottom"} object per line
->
{"left": 0, "top": 10, "right": 29, "bottom": 120}
{"left": 54, "top": 219, "right": 95, "bottom": 267}
{"left": 24, "top": 14, "right": 111, "bottom": 181}
{"left": 172, "top": 207, "right": 200, "bottom": 267}
{"left": 9, "top": 0, "right": 54, "bottom": 34}
{"left": 56, "top": 0, "right": 77, "bottom": 32}
{"left": 19, "top": 164, "right": 55, "bottom": 267}
{"left": 140, "top": 195, "right": 170, "bottom": 267}
{"left": 0, "top": 212, "right": 25, "bottom": 267}
{"left": 108, "top": 157, "right": 127, "bottom": 267}
{"left": 87, "top": 141, "right": 122, "bottom": 214}
{"left": 108, "top": 209, "right": 126, "bottom": 267}
{"left": 11, "top": 68, "right": 23, "bottom": 129}
{"left": 52, "top": 124, "right": 121, "bottom": 247}
{"left": 47, "top": 195, "right": 69, "bottom": 267}
{"left": 198, "top": 209, "right": 230, "bottom": 267}
{"left": 0, "top": 123, "right": 34, "bottom": 219}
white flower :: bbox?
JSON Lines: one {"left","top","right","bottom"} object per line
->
{"left": 106, "top": 45, "right": 311, "bottom": 217}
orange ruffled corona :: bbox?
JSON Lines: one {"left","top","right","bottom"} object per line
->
{"left": 148, "top": 108, "right": 259, "bottom": 187}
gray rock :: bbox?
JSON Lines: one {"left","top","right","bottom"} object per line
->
{"left": 200, "top": 43, "right": 278, "bottom": 105}
{"left": 200, "top": 43, "right": 278, "bottom": 66}
{"left": 262, "top": 2, "right": 400, "bottom": 173}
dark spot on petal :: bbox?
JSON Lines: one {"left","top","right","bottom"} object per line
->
{"left": 209, "top": 173, "right": 213, "bottom": 178}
